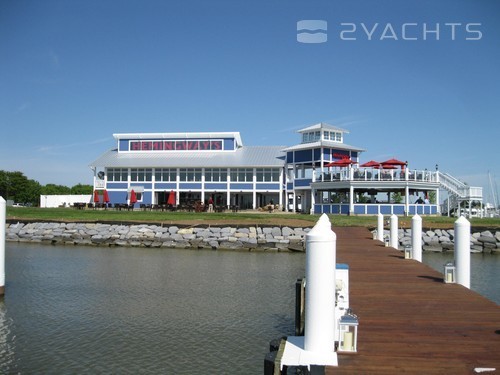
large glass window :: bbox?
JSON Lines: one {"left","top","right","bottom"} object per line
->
{"left": 230, "top": 168, "right": 253, "bottom": 182}
{"left": 256, "top": 168, "right": 280, "bottom": 182}
{"left": 131, "top": 168, "right": 152, "bottom": 182}
{"left": 155, "top": 168, "right": 176, "bottom": 182}
{"left": 179, "top": 168, "right": 202, "bottom": 182}
{"left": 107, "top": 168, "right": 128, "bottom": 182}
{"left": 323, "top": 131, "right": 342, "bottom": 142}
{"left": 205, "top": 168, "right": 227, "bottom": 182}
{"left": 302, "top": 131, "right": 321, "bottom": 143}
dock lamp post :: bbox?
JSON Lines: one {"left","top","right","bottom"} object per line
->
{"left": 444, "top": 262, "right": 456, "bottom": 284}
{"left": 338, "top": 309, "right": 359, "bottom": 353}
{"left": 384, "top": 235, "right": 390, "bottom": 247}
{"left": 404, "top": 245, "right": 413, "bottom": 259}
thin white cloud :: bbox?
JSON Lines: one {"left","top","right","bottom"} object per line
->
{"left": 49, "top": 50, "right": 60, "bottom": 69}
{"left": 37, "top": 137, "right": 113, "bottom": 154}
{"left": 16, "top": 102, "right": 30, "bottom": 113}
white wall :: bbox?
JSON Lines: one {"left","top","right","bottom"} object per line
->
{"left": 40, "top": 195, "right": 92, "bottom": 208}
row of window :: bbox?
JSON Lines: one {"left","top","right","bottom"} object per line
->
{"left": 302, "top": 131, "right": 343, "bottom": 143}
{"left": 106, "top": 168, "right": 281, "bottom": 182}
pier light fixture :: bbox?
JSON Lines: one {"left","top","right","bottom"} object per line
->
{"left": 444, "top": 262, "right": 456, "bottom": 284}
{"left": 404, "top": 245, "right": 413, "bottom": 259}
{"left": 384, "top": 235, "right": 390, "bottom": 247}
{"left": 338, "top": 309, "right": 359, "bottom": 353}
{"left": 372, "top": 230, "right": 377, "bottom": 240}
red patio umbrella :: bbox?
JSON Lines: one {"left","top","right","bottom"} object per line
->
{"left": 167, "top": 190, "right": 176, "bottom": 206}
{"left": 325, "top": 159, "right": 356, "bottom": 167}
{"left": 360, "top": 160, "right": 380, "bottom": 168}
{"left": 103, "top": 190, "right": 110, "bottom": 203}
{"left": 381, "top": 158, "right": 406, "bottom": 167}
{"left": 93, "top": 190, "right": 100, "bottom": 203}
{"left": 129, "top": 189, "right": 137, "bottom": 204}
{"left": 374, "top": 164, "right": 397, "bottom": 169}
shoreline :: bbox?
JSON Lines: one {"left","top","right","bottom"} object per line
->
{"left": 6, "top": 221, "right": 309, "bottom": 252}
{"left": 5, "top": 220, "right": 500, "bottom": 254}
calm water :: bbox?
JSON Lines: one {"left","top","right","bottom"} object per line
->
{"left": 1, "top": 245, "right": 498, "bottom": 374}
{"left": 422, "top": 252, "right": 500, "bottom": 305}
{"left": 1, "top": 244, "right": 306, "bottom": 374}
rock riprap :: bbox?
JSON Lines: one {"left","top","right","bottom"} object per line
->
{"left": 6, "top": 222, "right": 309, "bottom": 252}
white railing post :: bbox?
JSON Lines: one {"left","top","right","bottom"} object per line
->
{"left": 279, "top": 213, "right": 339, "bottom": 369}
{"left": 0, "top": 196, "right": 5, "bottom": 296}
{"left": 377, "top": 213, "right": 384, "bottom": 241}
{"left": 304, "top": 214, "right": 338, "bottom": 363}
{"left": 411, "top": 214, "right": 422, "bottom": 262}
{"left": 390, "top": 214, "right": 398, "bottom": 249}
{"left": 454, "top": 216, "right": 471, "bottom": 288}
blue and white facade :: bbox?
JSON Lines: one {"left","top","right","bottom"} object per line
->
{"left": 90, "top": 123, "right": 481, "bottom": 215}
{"left": 90, "top": 131, "right": 285, "bottom": 209}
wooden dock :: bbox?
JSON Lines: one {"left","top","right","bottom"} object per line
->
{"left": 327, "top": 227, "right": 500, "bottom": 374}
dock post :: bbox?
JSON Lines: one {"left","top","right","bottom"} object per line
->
{"left": 454, "top": 216, "right": 471, "bottom": 289}
{"left": 390, "top": 214, "right": 398, "bottom": 249}
{"left": 0, "top": 196, "right": 5, "bottom": 296}
{"left": 411, "top": 214, "right": 422, "bottom": 262}
{"left": 304, "top": 214, "right": 337, "bottom": 357}
{"left": 274, "top": 214, "right": 338, "bottom": 369}
{"left": 376, "top": 213, "right": 384, "bottom": 241}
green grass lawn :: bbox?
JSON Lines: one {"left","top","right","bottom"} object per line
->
{"left": 6, "top": 207, "right": 500, "bottom": 229}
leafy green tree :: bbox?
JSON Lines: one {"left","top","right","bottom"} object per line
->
{"left": 41, "top": 184, "right": 71, "bottom": 195}
{"left": 0, "top": 170, "right": 42, "bottom": 205}
{"left": 18, "top": 179, "right": 42, "bottom": 205}
{"left": 391, "top": 192, "right": 403, "bottom": 203}
{"left": 0, "top": 170, "right": 10, "bottom": 199}
{"left": 70, "top": 183, "right": 93, "bottom": 195}
{"left": 428, "top": 191, "right": 436, "bottom": 204}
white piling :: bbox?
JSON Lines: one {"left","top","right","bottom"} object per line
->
{"left": 454, "top": 216, "right": 471, "bottom": 289}
{"left": 390, "top": 214, "right": 398, "bottom": 249}
{"left": 411, "top": 214, "right": 422, "bottom": 262}
{"left": 304, "top": 214, "right": 337, "bottom": 356}
{"left": 0, "top": 197, "right": 5, "bottom": 296}
{"left": 377, "top": 213, "right": 384, "bottom": 241}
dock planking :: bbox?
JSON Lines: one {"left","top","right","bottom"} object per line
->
{"left": 327, "top": 227, "right": 500, "bottom": 375}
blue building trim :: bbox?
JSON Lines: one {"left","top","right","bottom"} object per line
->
{"left": 154, "top": 183, "right": 177, "bottom": 190}
{"left": 179, "top": 183, "right": 202, "bottom": 189}
{"left": 205, "top": 183, "right": 227, "bottom": 190}
{"left": 255, "top": 183, "right": 280, "bottom": 190}
{"left": 295, "top": 179, "right": 312, "bottom": 187}
{"left": 230, "top": 183, "right": 253, "bottom": 190}
{"left": 223, "top": 138, "right": 234, "bottom": 150}
{"left": 106, "top": 182, "right": 128, "bottom": 189}
{"left": 119, "top": 139, "right": 129, "bottom": 151}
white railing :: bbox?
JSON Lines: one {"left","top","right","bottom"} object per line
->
{"left": 316, "top": 168, "right": 438, "bottom": 183}
{"left": 438, "top": 172, "right": 482, "bottom": 200}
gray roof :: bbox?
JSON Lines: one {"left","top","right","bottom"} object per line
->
{"left": 297, "top": 122, "right": 350, "bottom": 134}
{"left": 89, "top": 146, "right": 286, "bottom": 168}
{"left": 282, "top": 140, "right": 365, "bottom": 153}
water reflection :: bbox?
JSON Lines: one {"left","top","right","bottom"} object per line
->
{"left": 0, "top": 300, "right": 15, "bottom": 373}
{"left": 2, "top": 244, "right": 305, "bottom": 374}
{"left": 423, "top": 252, "right": 500, "bottom": 305}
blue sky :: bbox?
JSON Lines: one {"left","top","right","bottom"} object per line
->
{"left": 1, "top": 0, "right": 499, "bottom": 202}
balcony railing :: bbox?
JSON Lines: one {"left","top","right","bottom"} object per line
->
{"left": 313, "top": 168, "right": 438, "bottom": 183}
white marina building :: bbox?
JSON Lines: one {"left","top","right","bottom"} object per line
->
{"left": 90, "top": 123, "right": 483, "bottom": 216}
